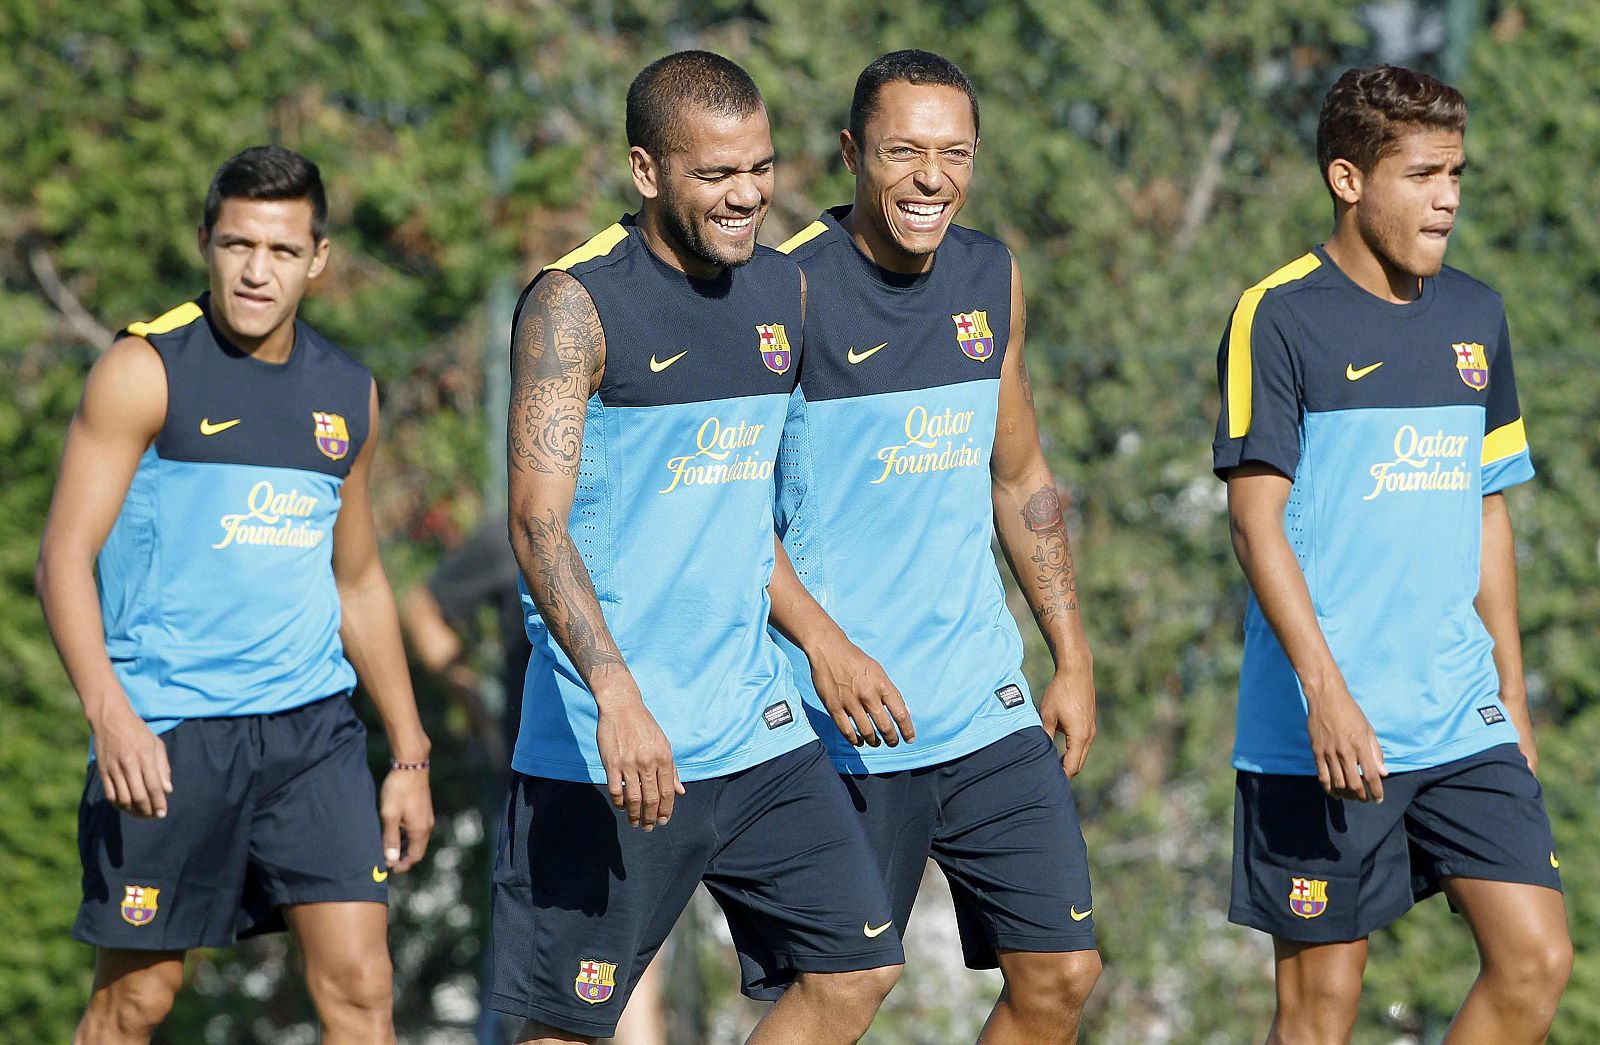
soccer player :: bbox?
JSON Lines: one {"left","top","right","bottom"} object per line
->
{"left": 769, "top": 51, "right": 1102, "bottom": 1044}
{"left": 1214, "top": 66, "right": 1570, "bottom": 1042}
{"left": 492, "top": 51, "right": 901, "bottom": 1045}
{"left": 35, "top": 146, "right": 434, "bottom": 1045}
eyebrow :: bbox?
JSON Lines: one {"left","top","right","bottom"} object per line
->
{"left": 688, "top": 154, "right": 776, "bottom": 177}
{"left": 215, "top": 232, "right": 308, "bottom": 254}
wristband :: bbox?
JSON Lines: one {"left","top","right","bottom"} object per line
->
{"left": 390, "top": 758, "right": 431, "bottom": 771}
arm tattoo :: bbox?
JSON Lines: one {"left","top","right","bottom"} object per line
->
{"left": 508, "top": 274, "right": 602, "bottom": 477}
{"left": 520, "top": 508, "right": 622, "bottom": 676}
{"left": 1021, "top": 486, "right": 1078, "bottom": 624}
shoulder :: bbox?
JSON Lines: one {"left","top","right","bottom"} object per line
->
{"left": 121, "top": 299, "right": 205, "bottom": 343}
{"left": 747, "top": 242, "right": 804, "bottom": 279}
{"left": 299, "top": 320, "right": 374, "bottom": 385}
{"left": 1433, "top": 263, "right": 1505, "bottom": 312}
{"left": 544, "top": 222, "right": 634, "bottom": 279}
{"left": 942, "top": 222, "right": 1010, "bottom": 259}
{"left": 776, "top": 218, "right": 835, "bottom": 263}
{"left": 1228, "top": 252, "right": 1328, "bottom": 331}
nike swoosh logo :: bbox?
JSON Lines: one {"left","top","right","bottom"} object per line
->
{"left": 1551, "top": 852, "right": 1560, "bottom": 869}
{"left": 863, "top": 920, "right": 893, "bottom": 938}
{"left": 1345, "top": 362, "right": 1384, "bottom": 381}
{"left": 847, "top": 342, "right": 888, "bottom": 365}
{"left": 649, "top": 350, "right": 689, "bottom": 373}
{"left": 372, "top": 866, "right": 389, "bottom": 883}
{"left": 1070, "top": 906, "right": 1092, "bottom": 922}
{"left": 200, "top": 417, "right": 241, "bottom": 435}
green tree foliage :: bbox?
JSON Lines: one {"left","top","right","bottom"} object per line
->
{"left": 3, "top": 1, "right": 1597, "bottom": 1041}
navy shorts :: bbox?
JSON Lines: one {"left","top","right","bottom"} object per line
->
{"left": 1231, "top": 743, "right": 1562, "bottom": 943}
{"left": 488, "top": 741, "right": 902, "bottom": 1038}
{"left": 841, "top": 725, "right": 1097, "bottom": 969}
{"left": 75, "top": 695, "right": 387, "bottom": 951}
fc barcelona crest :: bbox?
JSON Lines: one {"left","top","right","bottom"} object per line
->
{"left": 312, "top": 411, "right": 351, "bottom": 461}
{"left": 1288, "top": 877, "right": 1328, "bottom": 920}
{"left": 1452, "top": 342, "right": 1488, "bottom": 390}
{"left": 574, "top": 958, "right": 617, "bottom": 1005}
{"left": 952, "top": 311, "right": 995, "bottom": 361}
{"left": 120, "top": 885, "right": 160, "bottom": 927}
{"left": 756, "top": 323, "right": 792, "bottom": 374}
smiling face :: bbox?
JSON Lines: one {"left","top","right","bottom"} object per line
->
{"left": 199, "top": 197, "right": 328, "bottom": 349}
{"left": 843, "top": 81, "right": 977, "bottom": 272}
{"left": 631, "top": 106, "right": 775, "bottom": 276}
{"left": 1336, "top": 127, "right": 1464, "bottom": 281}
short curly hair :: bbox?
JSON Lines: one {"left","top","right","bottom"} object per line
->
{"left": 1317, "top": 65, "right": 1467, "bottom": 186}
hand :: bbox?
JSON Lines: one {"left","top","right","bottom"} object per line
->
{"left": 595, "top": 681, "right": 683, "bottom": 830}
{"left": 1306, "top": 686, "right": 1387, "bottom": 802}
{"left": 808, "top": 632, "right": 913, "bottom": 748}
{"left": 379, "top": 767, "right": 434, "bottom": 872}
{"left": 1504, "top": 693, "right": 1539, "bottom": 775}
{"left": 91, "top": 696, "right": 173, "bottom": 819}
{"left": 1038, "top": 666, "right": 1096, "bottom": 777}
{"left": 1518, "top": 735, "right": 1540, "bottom": 777}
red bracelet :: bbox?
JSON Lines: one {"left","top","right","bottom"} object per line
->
{"left": 390, "top": 758, "right": 431, "bottom": 771}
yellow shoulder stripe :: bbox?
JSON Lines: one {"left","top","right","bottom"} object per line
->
{"left": 1226, "top": 253, "right": 1322, "bottom": 439}
{"left": 777, "top": 221, "right": 828, "bottom": 255}
{"left": 1483, "top": 417, "right": 1528, "bottom": 466}
{"left": 543, "top": 224, "right": 629, "bottom": 273}
{"left": 126, "top": 301, "right": 203, "bottom": 338}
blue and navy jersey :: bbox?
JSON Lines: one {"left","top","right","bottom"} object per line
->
{"left": 774, "top": 207, "right": 1037, "bottom": 774}
{"left": 512, "top": 215, "right": 815, "bottom": 784}
{"left": 1213, "top": 247, "right": 1533, "bottom": 774}
{"left": 99, "top": 295, "right": 369, "bottom": 732}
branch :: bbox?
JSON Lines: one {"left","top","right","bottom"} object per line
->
{"left": 1174, "top": 108, "right": 1240, "bottom": 255}
{"left": 26, "top": 243, "right": 116, "bottom": 350}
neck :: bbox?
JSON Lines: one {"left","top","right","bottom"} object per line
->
{"left": 1324, "top": 219, "right": 1423, "bottom": 304}
{"left": 636, "top": 207, "right": 723, "bottom": 280}
{"left": 213, "top": 307, "right": 297, "bottom": 363}
{"left": 841, "top": 202, "right": 933, "bottom": 275}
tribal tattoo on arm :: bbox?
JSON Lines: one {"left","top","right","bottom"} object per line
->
{"left": 508, "top": 273, "right": 602, "bottom": 478}
{"left": 519, "top": 508, "right": 623, "bottom": 677}
{"left": 1020, "top": 485, "right": 1078, "bottom": 627}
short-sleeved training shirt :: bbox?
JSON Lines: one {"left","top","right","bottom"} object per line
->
{"left": 1213, "top": 246, "right": 1532, "bottom": 774}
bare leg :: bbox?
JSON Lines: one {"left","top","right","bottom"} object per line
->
{"left": 1441, "top": 878, "right": 1571, "bottom": 1044}
{"left": 1265, "top": 937, "right": 1367, "bottom": 1045}
{"left": 75, "top": 949, "right": 185, "bottom": 1045}
{"left": 977, "top": 948, "right": 1101, "bottom": 1044}
{"left": 516, "top": 1021, "right": 596, "bottom": 1044}
{"left": 285, "top": 901, "right": 394, "bottom": 1045}
{"left": 745, "top": 966, "right": 901, "bottom": 1045}
{"left": 607, "top": 952, "right": 666, "bottom": 1045}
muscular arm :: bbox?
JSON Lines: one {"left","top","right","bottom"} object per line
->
{"left": 989, "top": 257, "right": 1097, "bottom": 775}
{"left": 1476, "top": 492, "right": 1536, "bottom": 772}
{"left": 1227, "top": 464, "right": 1386, "bottom": 800}
{"left": 506, "top": 271, "right": 680, "bottom": 828}
{"left": 333, "top": 380, "right": 433, "bottom": 870}
{"left": 36, "top": 337, "right": 173, "bottom": 817}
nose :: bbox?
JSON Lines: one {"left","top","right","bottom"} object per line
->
{"left": 241, "top": 246, "right": 271, "bottom": 285}
{"left": 912, "top": 155, "right": 945, "bottom": 195}
{"left": 724, "top": 173, "right": 764, "bottom": 212}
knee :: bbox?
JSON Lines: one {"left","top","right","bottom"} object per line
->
{"left": 1274, "top": 967, "right": 1361, "bottom": 1044}
{"left": 1004, "top": 950, "right": 1102, "bottom": 1022}
{"left": 1487, "top": 934, "right": 1574, "bottom": 1005}
{"left": 307, "top": 951, "right": 393, "bottom": 1016}
{"left": 87, "top": 964, "right": 183, "bottom": 1039}
{"left": 798, "top": 963, "right": 901, "bottom": 1025}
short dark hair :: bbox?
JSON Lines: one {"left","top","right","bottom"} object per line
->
{"left": 1316, "top": 65, "right": 1467, "bottom": 181}
{"left": 203, "top": 145, "right": 328, "bottom": 241}
{"left": 625, "top": 51, "right": 765, "bottom": 163}
{"left": 849, "top": 49, "right": 980, "bottom": 146}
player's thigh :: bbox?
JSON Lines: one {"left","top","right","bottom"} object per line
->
{"left": 704, "top": 742, "right": 902, "bottom": 1002}
{"left": 838, "top": 765, "right": 937, "bottom": 933}
{"left": 929, "top": 728, "right": 1096, "bottom": 969}
{"left": 75, "top": 717, "right": 255, "bottom": 952}
{"left": 1230, "top": 768, "right": 1414, "bottom": 944}
{"left": 249, "top": 696, "right": 388, "bottom": 914}
{"left": 1403, "top": 744, "right": 1562, "bottom": 900}
{"left": 284, "top": 900, "right": 392, "bottom": 1005}
{"left": 490, "top": 771, "right": 712, "bottom": 1040}
{"left": 1442, "top": 876, "right": 1571, "bottom": 979}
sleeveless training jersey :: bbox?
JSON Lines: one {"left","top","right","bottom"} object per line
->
{"left": 1213, "top": 247, "right": 1533, "bottom": 774}
{"left": 99, "top": 295, "right": 369, "bottom": 733}
{"left": 774, "top": 207, "right": 1038, "bottom": 774}
{"left": 512, "top": 215, "right": 815, "bottom": 784}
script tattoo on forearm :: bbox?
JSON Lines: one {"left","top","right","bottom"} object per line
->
{"left": 509, "top": 274, "right": 602, "bottom": 477}
{"left": 520, "top": 509, "right": 622, "bottom": 676}
{"left": 1021, "top": 485, "right": 1077, "bottom": 625}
